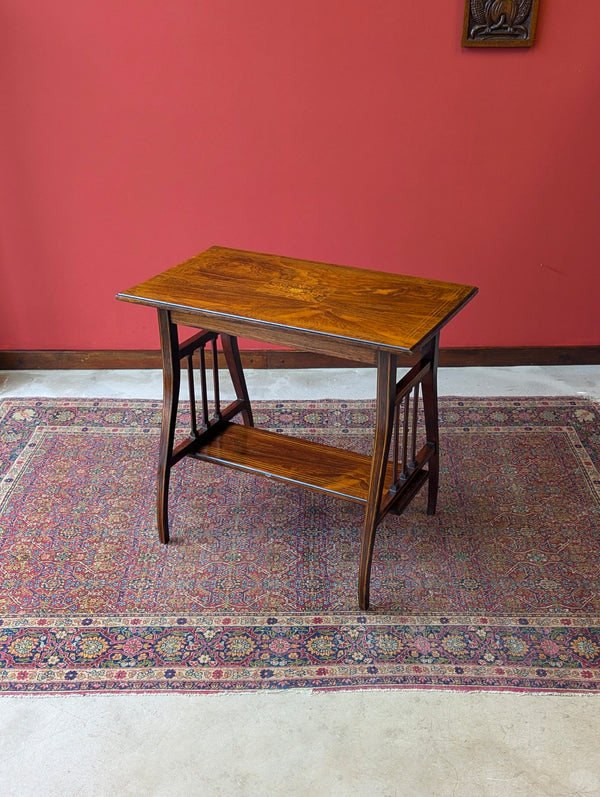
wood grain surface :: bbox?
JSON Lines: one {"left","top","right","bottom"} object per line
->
{"left": 117, "top": 246, "right": 477, "bottom": 356}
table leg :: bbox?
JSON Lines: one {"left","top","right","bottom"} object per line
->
{"left": 221, "top": 334, "right": 254, "bottom": 427}
{"left": 421, "top": 334, "right": 440, "bottom": 515}
{"left": 358, "top": 350, "right": 397, "bottom": 611}
{"left": 157, "top": 309, "right": 180, "bottom": 544}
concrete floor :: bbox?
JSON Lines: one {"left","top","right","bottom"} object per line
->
{"left": 1, "top": 366, "right": 600, "bottom": 797}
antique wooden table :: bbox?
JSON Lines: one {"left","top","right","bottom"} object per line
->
{"left": 117, "top": 246, "right": 477, "bottom": 609}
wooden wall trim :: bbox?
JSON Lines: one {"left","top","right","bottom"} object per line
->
{"left": 1, "top": 347, "right": 599, "bottom": 370}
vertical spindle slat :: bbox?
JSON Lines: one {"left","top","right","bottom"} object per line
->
{"left": 401, "top": 393, "right": 410, "bottom": 477}
{"left": 411, "top": 385, "right": 419, "bottom": 466}
{"left": 211, "top": 337, "right": 222, "bottom": 419}
{"left": 392, "top": 402, "right": 400, "bottom": 484}
{"left": 186, "top": 353, "right": 199, "bottom": 437}
{"left": 199, "top": 344, "right": 210, "bottom": 426}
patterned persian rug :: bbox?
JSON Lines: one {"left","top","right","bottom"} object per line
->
{"left": 1, "top": 396, "right": 599, "bottom": 694}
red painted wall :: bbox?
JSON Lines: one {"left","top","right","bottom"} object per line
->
{"left": 1, "top": 1, "right": 599, "bottom": 351}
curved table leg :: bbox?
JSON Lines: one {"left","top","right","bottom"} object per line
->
{"left": 358, "top": 350, "right": 397, "bottom": 611}
{"left": 421, "top": 334, "right": 440, "bottom": 516}
{"left": 157, "top": 309, "right": 181, "bottom": 544}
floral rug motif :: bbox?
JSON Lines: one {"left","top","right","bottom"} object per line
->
{"left": 1, "top": 396, "right": 599, "bottom": 694}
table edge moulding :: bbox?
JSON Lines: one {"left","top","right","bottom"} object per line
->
{"left": 117, "top": 246, "right": 478, "bottom": 610}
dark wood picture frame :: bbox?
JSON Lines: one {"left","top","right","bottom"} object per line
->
{"left": 462, "top": 0, "right": 540, "bottom": 47}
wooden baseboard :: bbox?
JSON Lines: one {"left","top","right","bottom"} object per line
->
{"left": 1, "top": 346, "right": 599, "bottom": 370}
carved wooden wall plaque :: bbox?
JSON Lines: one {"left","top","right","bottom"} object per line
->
{"left": 462, "top": 0, "right": 540, "bottom": 47}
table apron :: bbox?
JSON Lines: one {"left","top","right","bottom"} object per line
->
{"left": 169, "top": 308, "right": 413, "bottom": 366}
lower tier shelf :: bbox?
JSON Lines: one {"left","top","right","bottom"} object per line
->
{"left": 188, "top": 422, "right": 385, "bottom": 503}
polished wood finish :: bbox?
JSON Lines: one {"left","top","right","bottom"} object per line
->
{"left": 359, "top": 350, "right": 398, "bottom": 610}
{"left": 117, "top": 246, "right": 477, "bottom": 609}
{"left": 192, "top": 423, "right": 384, "bottom": 502}
{"left": 117, "top": 246, "right": 477, "bottom": 358}
{"left": 422, "top": 335, "right": 440, "bottom": 515}
{"left": 156, "top": 309, "right": 181, "bottom": 544}
{"left": 221, "top": 334, "right": 254, "bottom": 427}
{"left": 2, "top": 346, "right": 599, "bottom": 370}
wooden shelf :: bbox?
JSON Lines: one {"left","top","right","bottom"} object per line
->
{"left": 189, "top": 422, "right": 385, "bottom": 503}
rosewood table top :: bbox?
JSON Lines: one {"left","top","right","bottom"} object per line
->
{"left": 118, "top": 246, "right": 477, "bottom": 361}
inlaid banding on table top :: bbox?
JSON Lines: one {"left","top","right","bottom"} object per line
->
{"left": 117, "top": 246, "right": 478, "bottom": 355}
